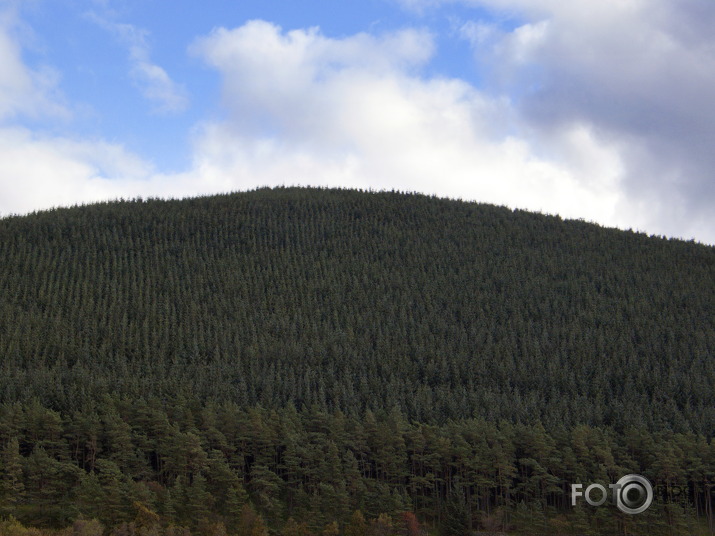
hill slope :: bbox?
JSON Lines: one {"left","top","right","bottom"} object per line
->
{"left": 1, "top": 187, "right": 713, "bottom": 431}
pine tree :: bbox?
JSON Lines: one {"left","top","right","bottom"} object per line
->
{"left": 72, "top": 517, "right": 105, "bottom": 536}
{"left": 133, "top": 501, "right": 160, "bottom": 533}
{"left": 249, "top": 464, "right": 283, "bottom": 520}
{"left": 0, "top": 437, "right": 24, "bottom": 513}
{"left": 321, "top": 521, "right": 339, "bottom": 536}
{"left": 95, "top": 458, "right": 130, "bottom": 526}
{"left": 186, "top": 472, "right": 213, "bottom": 526}
{"left": 74, "top": 471, "right": 105, "bottom": 521}
{"left": 236, "top": 503, "right": 269, "bottom": 536}
{"left": 344, "top": 510, "right": 368, "bottom": 536}
{"left": 223, "top": 483, "right": 249, "bottom": 530}
{"left": 370, "top": 513, "right": 394, "bottom": 536}
{"left": 281, "top": 517, "right": 314, "bottom": 536}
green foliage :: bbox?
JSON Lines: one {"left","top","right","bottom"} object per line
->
{"left": 0, "top": 438, "right": 24, "bottom": 513}
{"left": 235, "top": 504, "right": 268, "bottom": 536}
{"left": 0, "top": 187, "right": 712, "bottom": 432}
{"left": 0, "top": 399, "right": 713, "bottom": 534}
{"left": 0, "top": 187, "right": 714, "bottom": 535}
{"left": 281, "top": 518, "right": 313, "bottom": 536}
{"left": 71, "top": 518, "right": 104, "bottom": 536}
{"left": 0, "top": 516, "right": 45, "bottom": 536}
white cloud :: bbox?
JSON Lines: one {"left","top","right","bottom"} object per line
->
{"left": 186, "top": 20, "right": 625, "bottom": 225}
{"left": 192, "top": 21, "right": 435, "bottom": 136}
{"left": 90, "top": 14, "right": 189, "bottom": 114}
{"left": 441, "top": 0, "right": 715, "bottom": 242}
{"left": 0, "top": 126, "right": 149, "bottom": 213}
{"left": 1, "top": 3, "right": 713, "bottom": 245}
{"left": 1, "top": 18, "right": 618, "bottom": 232}
{"left": 0, "top": 125, "right": 227, "bottom": 216}
{"left": 0, "top": 6, "right": 193, "bottom": 213}
{"left": 0, "top": 5, "right": 187, "bottom": 216}
{"left": 0, "top": 6, "right": 68, "bottom": 120}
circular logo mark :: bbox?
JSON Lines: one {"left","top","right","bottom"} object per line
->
{"left": 615, "top": 474, "right": 653, "bottom": 514}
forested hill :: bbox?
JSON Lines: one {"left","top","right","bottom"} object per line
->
{"left": 1, "top": 186, "right": 713, "bottom": 432}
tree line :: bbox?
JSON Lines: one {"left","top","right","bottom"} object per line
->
{"left": 1, "top": 188, "right": 712, "bottom": 431}
{"left": 1, "top": 396, "right": 714, "bottom": 535}
{"left": 0, "top": 187, "right": 713, "bottom": 534}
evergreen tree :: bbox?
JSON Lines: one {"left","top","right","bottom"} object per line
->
{"left": 0, "top": 188, "right": 713, "bottom": 534}
{"left": 344, "top": 510, "right": 368, "bottom": 536}
{"left": 235, "top": 504, "right": 269, "bottom": 536}
{"left": 0, "top": 437, "right": 24, "bottom": 513}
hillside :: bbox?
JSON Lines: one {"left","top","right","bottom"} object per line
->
{"left": 1, "top": 187, "right": 713, "bottom": 430}
{"left": 1, "top": 186, "right": 714, "bottom": 535}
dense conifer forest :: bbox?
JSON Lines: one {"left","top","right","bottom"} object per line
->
{"left": 0, "top": 187, "right": 714, "bottom": 535}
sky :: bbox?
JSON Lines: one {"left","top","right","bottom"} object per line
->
{"left": 1, "top": 0, "right": 714, "bottom": 244}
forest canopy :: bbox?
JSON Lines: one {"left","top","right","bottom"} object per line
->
{"left": 0, "top": 187, "right": 713, "bottom": 535}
